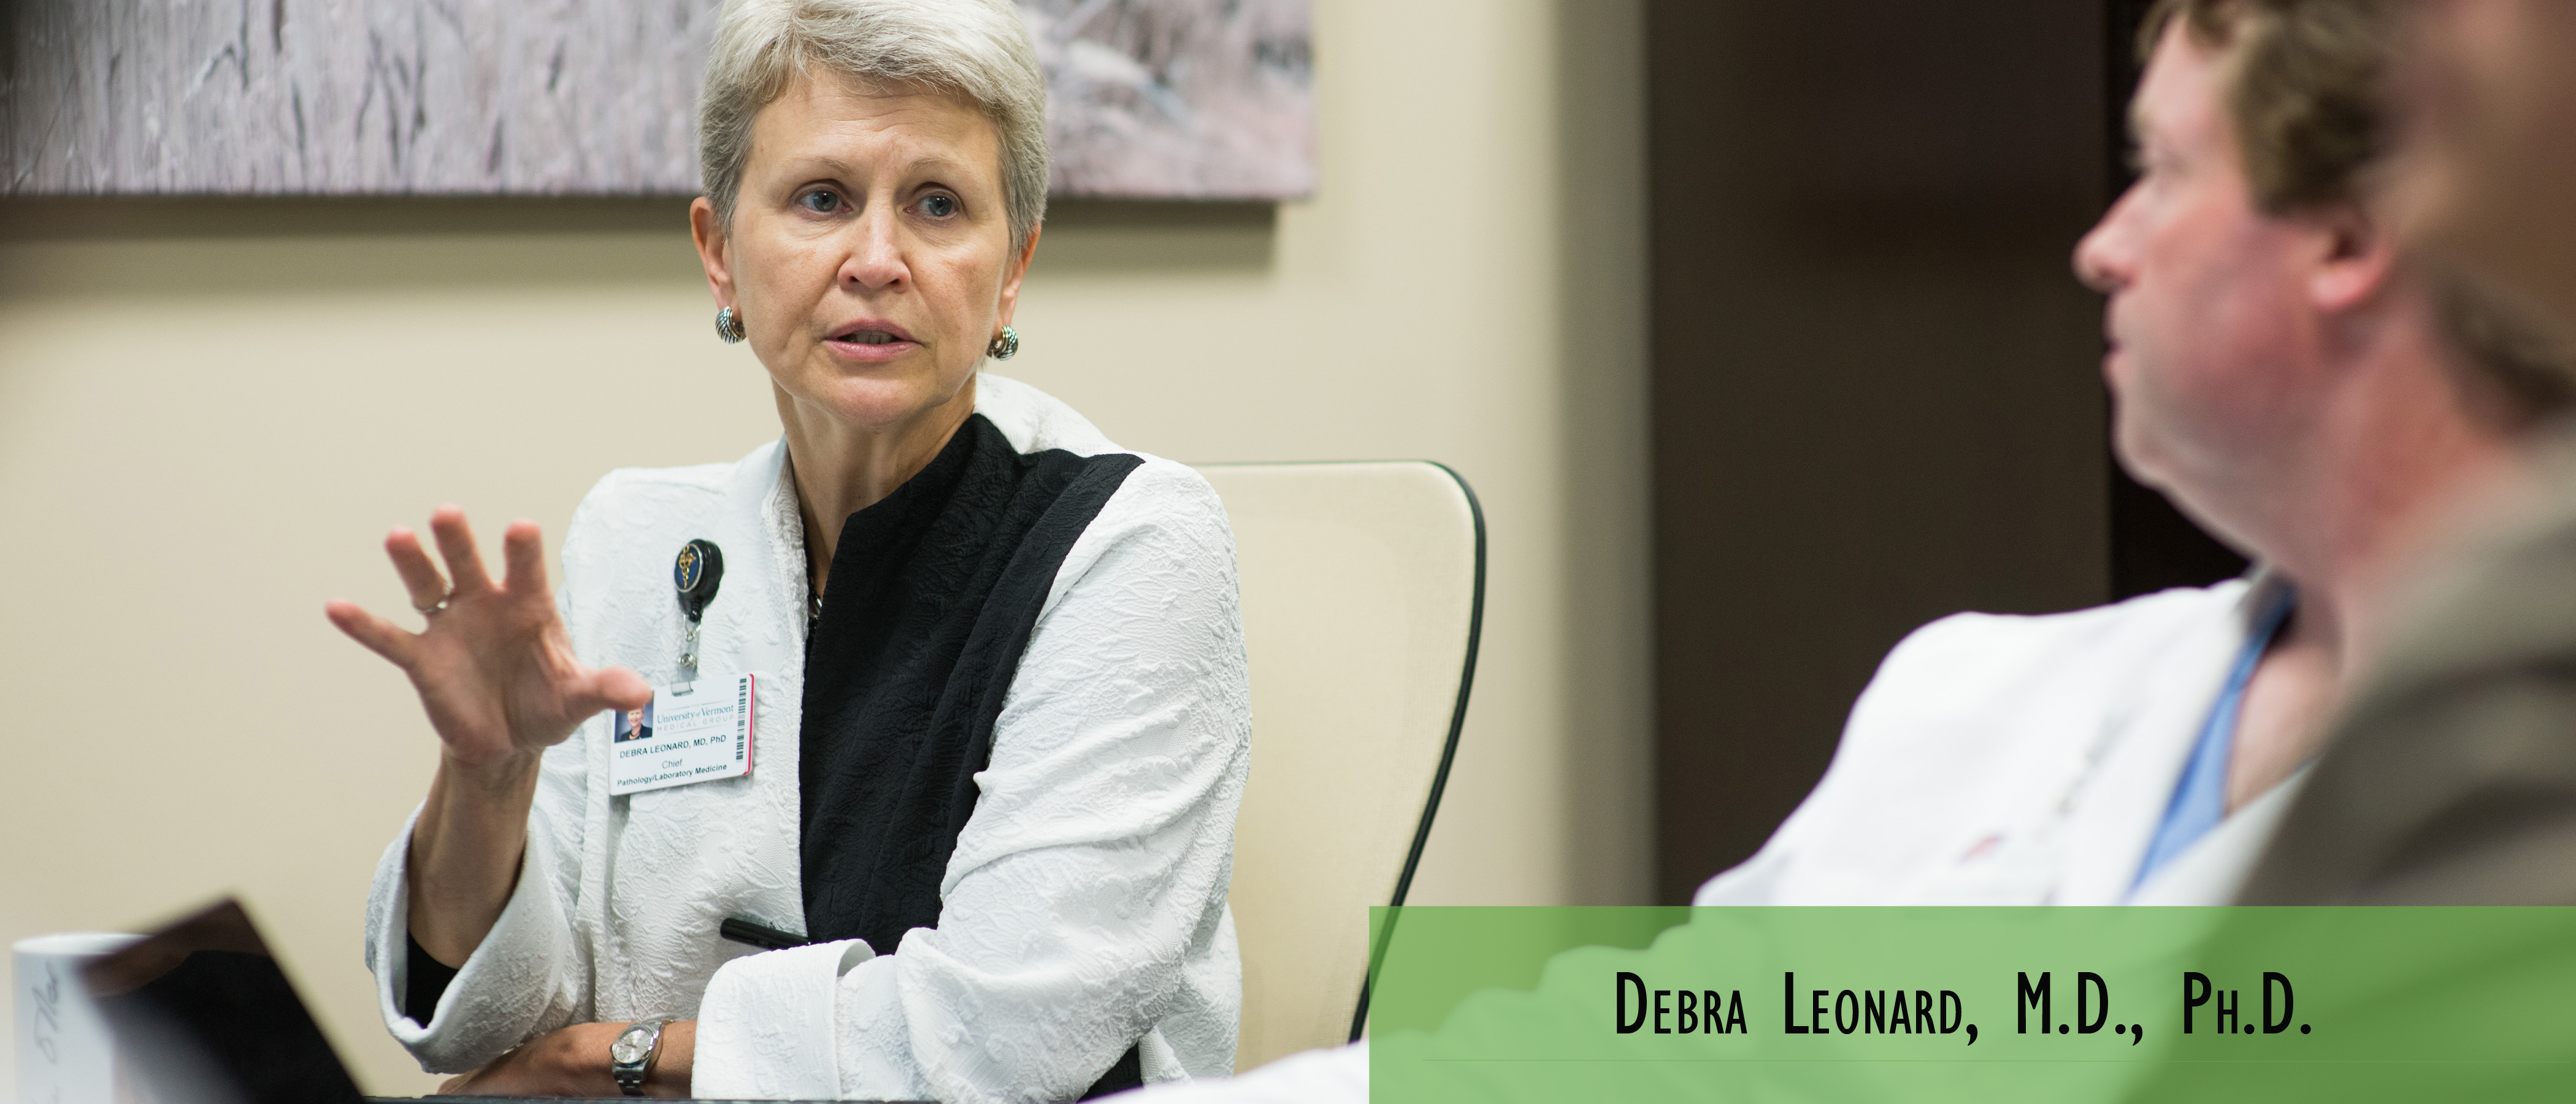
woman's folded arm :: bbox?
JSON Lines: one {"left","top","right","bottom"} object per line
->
{"left": 363, "top": 735, "right": 597, "bottom": 1073}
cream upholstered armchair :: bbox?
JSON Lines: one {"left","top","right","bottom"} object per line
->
{"left": 1192, "top": 461, "right": 1485, "bottom": 1072}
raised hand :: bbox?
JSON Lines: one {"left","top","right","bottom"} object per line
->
{"left": 332, "top": 507, "right": 654, "bottom": 965}
{"left": 328, "top": 506, "right": 651, "bottom": 770}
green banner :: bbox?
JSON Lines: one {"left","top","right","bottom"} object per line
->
{"left": 1367, "top": 906, "right": 2576, "bottom": 1102}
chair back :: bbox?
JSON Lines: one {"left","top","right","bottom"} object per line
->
{"left": 1194, "top": 461, "right": 1485, "bottom": 1071}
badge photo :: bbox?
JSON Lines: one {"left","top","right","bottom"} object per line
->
{"left": 612, "top": 700, "right": 656, "bottom": 743}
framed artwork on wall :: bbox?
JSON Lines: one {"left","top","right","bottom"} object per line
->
{"left": 0, "top": 0, "right": 1314, "bottom": 201}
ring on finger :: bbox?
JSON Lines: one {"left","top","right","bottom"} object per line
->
{"left": 414, "top": 592, "right": 451, "bottom": 615}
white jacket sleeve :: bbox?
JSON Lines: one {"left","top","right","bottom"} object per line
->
{"left": 360, "top": 733, "right": 596, "bottom": 1073}
{"left": 361, "top": 496, "right": 615, "bottom": 1075}
{"left": 693, "top": 460, "right": 1254, "bottom": 1103}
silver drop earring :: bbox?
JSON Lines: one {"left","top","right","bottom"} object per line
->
{"left": 715, "top": 306, "right": 746, "bottom": 344}
{"left": 986, "top": 326, "right": 1019, "bottom": 360}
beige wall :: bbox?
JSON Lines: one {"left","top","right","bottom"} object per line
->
{"left": 0, "top": 0, "right": 1647, "bottom": 1093}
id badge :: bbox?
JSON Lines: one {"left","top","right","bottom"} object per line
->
{"left": 608, "top": 673, "right": 758, "bottom": 796}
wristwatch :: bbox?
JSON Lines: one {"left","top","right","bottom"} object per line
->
{"left": 608, "top": 1018, "right": 667, "bottom": 1097}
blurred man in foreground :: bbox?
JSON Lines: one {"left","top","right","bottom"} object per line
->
{"left": 2239, "top": 0, "right": 2576, "bottom": 902}
{"left": 2379, "top": 0, "right": 2576, "bottom": 331}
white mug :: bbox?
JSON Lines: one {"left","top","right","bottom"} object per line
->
{"left": 13, "top": 932, "right": 142, "bottom": 1104}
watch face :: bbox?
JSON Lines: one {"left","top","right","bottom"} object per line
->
{"left": 611, "top": 1027, "right": 651, "bottom": 1065}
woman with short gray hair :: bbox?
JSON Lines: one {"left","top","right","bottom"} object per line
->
{"left": 328, "top": 1, "right": 1251, "bottom": 1097}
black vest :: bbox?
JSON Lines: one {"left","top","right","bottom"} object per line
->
{"left": 799, "top": 413, "right": 1144, "bottom": 1097}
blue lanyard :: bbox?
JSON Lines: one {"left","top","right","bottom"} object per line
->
{"left": 2130, "top": 586, "right": 2297, "bottom": 891}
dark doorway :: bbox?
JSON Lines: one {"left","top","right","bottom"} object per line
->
{"left": 1647, "top": 0, "right": 2142, "bottom": 902}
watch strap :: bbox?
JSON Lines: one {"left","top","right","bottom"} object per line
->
{"left": 610, "top": 1018, "right": 667, "bottom": 1097}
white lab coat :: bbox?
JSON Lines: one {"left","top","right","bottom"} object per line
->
{"left": 364, "top": 375, "right": 1251, "bottom": 1102}
{"left": 1696, "top": 573, "right": 2303, "bottom": 907}
{"left": 1110, "top": 577, "right": 2307, "bottom": 1104}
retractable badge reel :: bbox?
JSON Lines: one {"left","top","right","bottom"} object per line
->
{"left": 607, "top": 538, "right": 757, "bottom": 797}
{"left": 673, "top": 538, "right": 724, "bottom": 678}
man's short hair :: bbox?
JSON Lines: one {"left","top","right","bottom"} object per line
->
{"left": 2142, "top": 0, "right": 2383, "bottom": 214}
{"left": 2144, "top": 0, "right": 2576, "bottom": 425}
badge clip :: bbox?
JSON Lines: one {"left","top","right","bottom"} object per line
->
{"left": 674, "top": 538, "right": 724, "bottom": 677}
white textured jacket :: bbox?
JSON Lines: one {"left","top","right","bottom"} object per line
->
{"left": 364, "top": 375, "right": 1251, "bottom": 1101}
